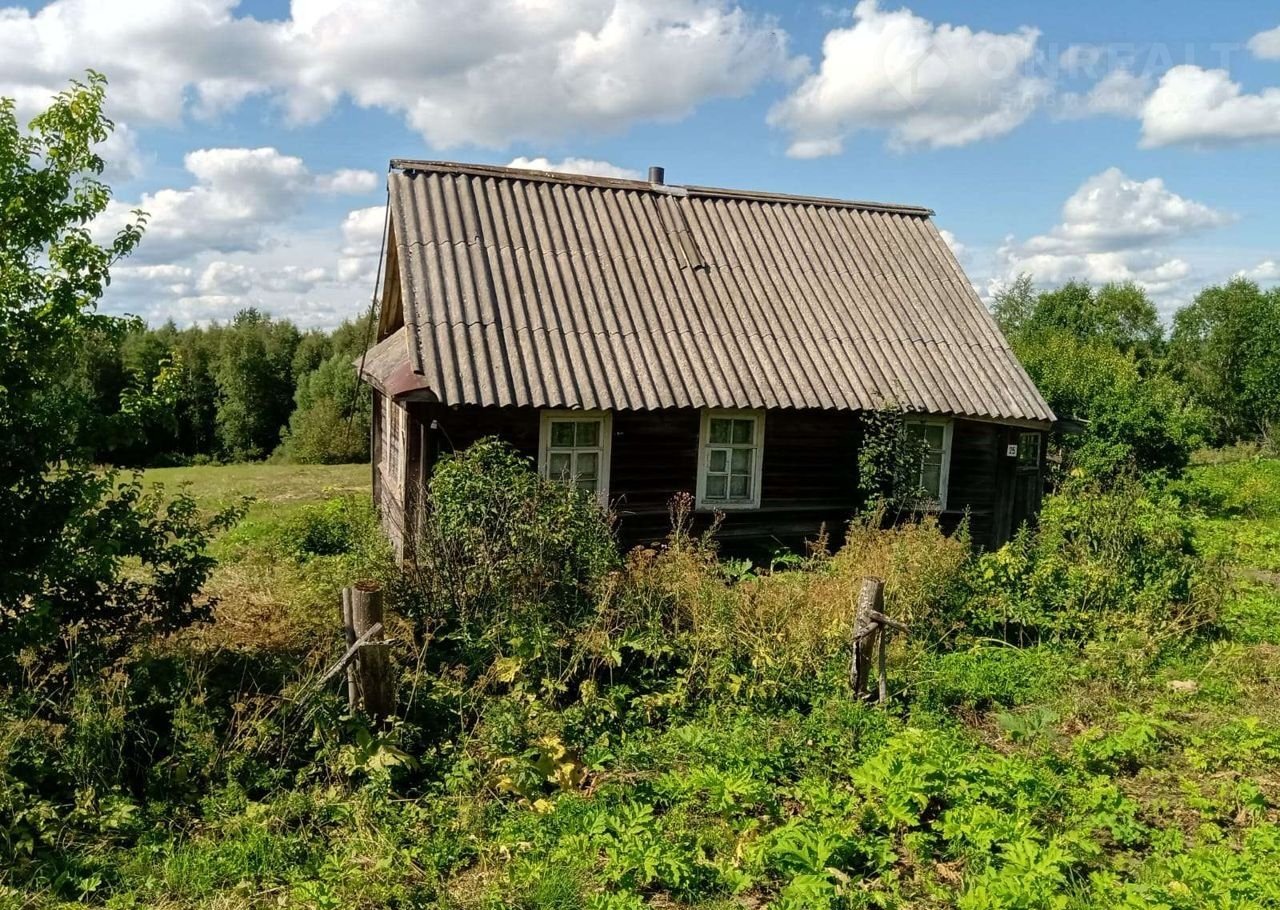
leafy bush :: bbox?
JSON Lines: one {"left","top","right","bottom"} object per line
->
{"left": 279, "top": 495, "right": 380, "bottom": 561}
{"left": 277, "top": 352, "right": 370, "bottom": 464}
{"left": 967, "top": 474, "right": 1222, "bottom": 642}
{"left": 1020, "top": 331, "right": 1204, "bottom": 477}
{"left": 399, "top": 438, "right": 619, "bottom": 682}
{"left": 1170, "top": 277, "right": 1280, "bottom": 444}
{"left": 2, "top": 476, "right": 244, "bottom": 678}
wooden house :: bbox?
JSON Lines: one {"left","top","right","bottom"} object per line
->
{"left": 357, "top": 160, "right": 1055, "bottom": 557}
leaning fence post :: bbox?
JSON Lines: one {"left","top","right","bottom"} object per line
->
{"left": 850, "top": 577, "right": 885, "bottom": 698}
{"left": 341, "top": 586, "right": 357, "bottom": 708}
{"left": 850, "top": 577, "right": 909, "bottom": 704}
{"left": 346, "top": 582, "right": 393, "bottom": 721}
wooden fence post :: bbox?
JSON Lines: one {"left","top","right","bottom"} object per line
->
{"left": 347, "top": 582, "right": 393, "bottom": 721}
{"left": 340, "top": 586, "right": 357, "bottom": 708}
{"left": 850, "top": 577, "right": 885, "bottom": 698}
{"left": 850, "top": 576, "right": 909, "bottom": 704}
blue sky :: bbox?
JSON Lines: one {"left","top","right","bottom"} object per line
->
{"left": 5, "top": 0, "right": 1279, "bottom": 326}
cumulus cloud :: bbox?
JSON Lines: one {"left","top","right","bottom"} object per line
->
{"left": 1057, "top": 68, "right": 1151, "bottom": 119}
{"left": 316, "top": 168, "right": 379, "bottom": 194}
{"left": 506, "top": 157, "right": 643, "bottom": 180}
{"left": 197, "top": 260, "right": 331, "bottom": 295}
{"left": 1238, "top": 260, "right": 1280, "bottom": 283}
{"left": 768, "top": 0, "right": 1048, "bottom": 155}
{"left": 112, "top": 263, "right": 195, "bottom": 296}
{"left": 939, "top": 228, "right": 966, "bottom": 260}
{"left": 1248, "top": 25, "right": 1280, "bottom": 60}
{"left": 1140, "top": 66, "right": 1280, "bottom": 147}
{"left": 0, "top": 0, "right": 792, "bottom": 148}
{"left": 996, "top": 168, "right": 1231, "bottom": 308}
{"left": 94, "top": 149, "right": 380, "bottom": 327}
{"left": 336, "top": 205, "right": 389, "bottom": 285}
{"left": 0, "top": 0, "right": 278, "bottom": 122}
{"left": 99, "top": 147, "right": 376, "bottom": 262}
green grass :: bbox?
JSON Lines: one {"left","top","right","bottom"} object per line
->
{"left": 138, "top": 462, "right": 375, "bottom": 656}
{"left": 143, "top": 462, "right": 370, "bottom": 526}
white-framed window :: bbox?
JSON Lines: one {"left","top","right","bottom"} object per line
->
{"left": 905, "top": 418, "right": 953, "bottom": 510}
{"left": 696, "top": 409, "right": 765, "bottom": 510}
{"left": 538, "top": 410, "right": 612, "bottom": 504}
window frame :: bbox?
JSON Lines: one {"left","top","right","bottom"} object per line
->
{"left": 905, "top": 417, "right": 954, "bottom": 512}
{"left": 696, "top": 409, "right": 766, "bottom": 511}
{"left": 538, "top": 410, "right": 613, "bottom": 505}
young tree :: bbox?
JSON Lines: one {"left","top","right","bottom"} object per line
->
{"left": 995, "top": 276, "right": 1199, "bottom": 476}
{"left": 0, "top": 75, "right": 236, "bottom": 677}
{"left": 1169, "top": 278, "right": 1280, "bottom": 444}
{"left": 214, "top": 308, "right": 301, "bottom": 459}
{"left": 278, "top": 351, "right": 371, "bottom": 463}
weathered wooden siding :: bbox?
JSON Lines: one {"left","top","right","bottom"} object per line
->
{"left": 398, "top": 404, "right": 1036, "bottom": 553}
{"left": 373, "top": 390, "right": 412, "bottom": 557}
{"left": 942, "top": 419, "right": 1000, "bottom": 546}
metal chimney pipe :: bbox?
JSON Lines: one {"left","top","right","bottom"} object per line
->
{"left": 648, "top": 166, "right": 665, "bottom": 185}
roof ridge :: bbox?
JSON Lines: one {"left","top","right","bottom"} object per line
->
{"left": 388, "top": 159, "right": 934, "bottom": 217}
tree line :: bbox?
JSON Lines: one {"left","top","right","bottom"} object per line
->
{"left": 992, "top": 275, "right": 1280, "bottom": 477}
{"left": 78, "top": 308, "right": 374, "bottom": 466}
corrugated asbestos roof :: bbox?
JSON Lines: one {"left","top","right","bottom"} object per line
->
{"left": 371, "top": 160, "right": 1054, "bottom": 424}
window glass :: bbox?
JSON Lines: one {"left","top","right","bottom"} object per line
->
{"left": 548, "top": 451, "right": 571, "bottom": 479}
{"left": 1018, "top": 432, "right": 1041, "bottom": 466}
{"left": 905, "top": 419, "right": 950, "bottom": 508}
{"left": 545, "top": 418, "right": 606, "bottom": 495}
{"left": 550, "top": 421, "right": 575, "bottom": 447}
{"left": 701, "top": 412, "right": 761, "bottom": 506}
{"left": 576, "top": 421, "right": 599, "bottom": 448}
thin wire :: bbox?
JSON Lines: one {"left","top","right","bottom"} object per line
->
{"left": 345, "top": 184, "right": 392, "bottom": 448}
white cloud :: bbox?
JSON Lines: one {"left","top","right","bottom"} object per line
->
{"left": 99, "top": 147, "right": 376, "bottom": 262}
{"left": 939, "top": 228, "right": 966, "bottom": 260}
{"left": 1238, "top": 260, "right": 1280, "bottom": 282}
{"left": 768, "top": 0, "right": 1047, "bottom": 155}
{"left": 1057, "top": 68, "right": 1151, "bottom": 119}
{"left": 506, "top": 157, "right": 643, "bottom": 180}
{"left": 197, "top": 261, "right": 255, "bottom": 295}
{"left": 996, "top": 168, "right": 1231, "bottom": 309}
{"left": 337, "top": 205, "right": 388, "bottom": 284}
{"left": 0, "top": 0, "right": 278, "bottom": 122}
{"left": 112, "top": 263, "right": 195, "bottom": 296}
{"left": 316, "top": 168, "right": 378, "bottom": 194}
{"left": 198, "top": 260, "right": 332, "bottom": 295}
{"left": 1140, "top": 65, "right": 1280, "bottom": 147}
{"left": 0, "top": 0, "right": 792, "bottom": 148}
{"left": 1058, "top": 44, "right": 1105, "bottom": 77}
{"left": 94, "top": 149, "right": 380, "bottom": 327}
{"left": 1248, "top": 25, "right": 1280, "bottom": 60}
{"left": 1025, "top": 168, "right": 1230, "bottom": 254}
{"left": 96, "top": 122, "right": 146, "bottom": 182}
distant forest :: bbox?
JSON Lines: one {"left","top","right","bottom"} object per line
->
{"left": 77, "top": 274, "right": 1280, "bottom": 470}
{"left": 77, "top": 308, "right": 374, "bottom": 466}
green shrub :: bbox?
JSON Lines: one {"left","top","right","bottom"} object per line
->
{"left": 277, "top": 353, "right": 370, "bottom": 464}
{"left": 967, "top": 473, "right": 1222, "bottom": 642}
{"left": 399, "top": 438, "right": 619, "bottom": 683}
{"left": 279, "top": 495, "right": 379, "bottom": 560}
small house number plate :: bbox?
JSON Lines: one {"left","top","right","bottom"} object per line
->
{"left": 1006, "top": 444, "right": 1019, "bottom": 457}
